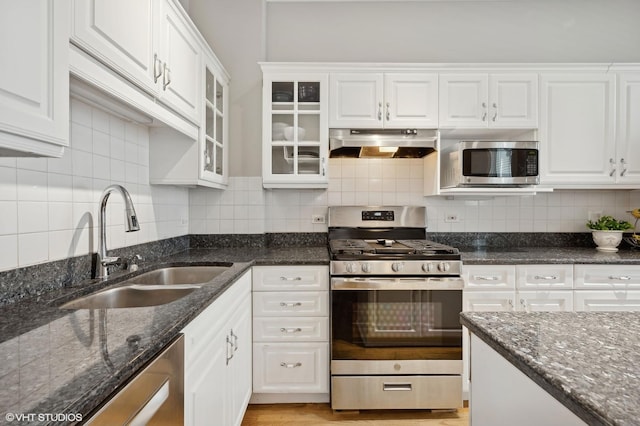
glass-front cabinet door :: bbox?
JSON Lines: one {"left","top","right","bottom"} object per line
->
{"left": 201, "top": 54, "right": 228, "bottom": 187}
{"left": 262, "top": 70, "right": 328, "bottom": 188}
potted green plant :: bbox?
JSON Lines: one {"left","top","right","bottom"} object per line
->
{"left": 586, "top": 215, "right": 633, "bottom": 252}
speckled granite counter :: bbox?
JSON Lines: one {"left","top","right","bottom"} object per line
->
{"left": 461, "top": 247, "right": 640, "bottom": 265}
{"left": 0, "top": 246, "right": 328, "bottom": 425}
{"left": 460, "top": 311, "right": 640, "bottom": 426}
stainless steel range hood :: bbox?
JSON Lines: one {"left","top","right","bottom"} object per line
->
{"left": 329, "top": 128, "right": 438, "bottom": 158}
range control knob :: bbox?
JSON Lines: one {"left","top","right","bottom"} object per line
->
{"left": 361, "top": 263, "right": 372, "bottom": 273}
{"left": 345, "top": 262, "right": 357, "bottom": 273}
{"left": 438, "top": 262, "right": 451, "bottom": 272}
{"left": 391, "top": 262, "right": 404, "bottom": 272}
{"left": 422, "top": 263, "right": 435, "bottom": 273}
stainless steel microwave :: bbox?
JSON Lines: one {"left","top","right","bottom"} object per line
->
{"left": 440, "top": 141, "right": 539, "bottom": 188}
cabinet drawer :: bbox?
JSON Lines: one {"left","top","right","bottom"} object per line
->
{"left": 253, "top": 291, "right": 329, "bottom": 317}
{"left": 463, "top": 265, "right": 516, "bottom": 290}
{"left": 516, "top": 264, "right": 573, "bottom": 290}
{"left": 331, "top": 375, "right": 462, "bottom": 410}
{"left": 574, "top": 265, "right": 640, "bottom": 289}
{"left": 253, "top": 265, "right": 329, "bottom": 291}
{"left": 253, "top": 317, "right": 329, "bottom": 342}
{"left": 253, "top": 342, "right": 329, "bottom": 393}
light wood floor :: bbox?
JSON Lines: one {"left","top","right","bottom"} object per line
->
{"left": 241, "top": 404, "right": 469, "bottom": 426}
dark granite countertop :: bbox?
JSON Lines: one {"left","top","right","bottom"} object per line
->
{"left": 460, "top": 311, "right": 640, "bottom": 426}
{"left": 0, "top": 246, "right": 328, "bottom": 425}
{"left": 460, "top": 247, "right": 640, "bottom": 265}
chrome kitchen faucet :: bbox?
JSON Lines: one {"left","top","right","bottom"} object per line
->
{"left": 97, "top": 185, "right": 140, "bottom": 279}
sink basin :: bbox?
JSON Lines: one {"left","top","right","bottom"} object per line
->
{"left": 126, "top": 265, "right": 231, "bottom": 285}
{"left": 59, "top": 284, "right": 199, "bottom": 310}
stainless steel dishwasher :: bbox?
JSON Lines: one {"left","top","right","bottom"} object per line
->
{"left": 86, "top": 335, "right": 184, "bottom": 425}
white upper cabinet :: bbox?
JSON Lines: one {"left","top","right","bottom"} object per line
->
{"left": 539, "top": 73, "right": 616, "bottom": 186}
{"left": 0, "top": 0, "right": 69, "bottom": 156}
{"left": 439, "top": 73, "right": 537, "bottom": 129}
{"left": 262, "top": 69, "right": 329, "bottom": 188}
{"left": 616, "top": 73, "right": 640, "bottom": 185}
{"left": 71, "top": 0, "right": 158, "bottom": 94}
{"left": 329, "top": 73, "right": 438, "bottom": 128}
{"left": 71, "top": 0, "right": 200, "bottom": 123}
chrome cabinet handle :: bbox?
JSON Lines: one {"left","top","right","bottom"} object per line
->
{"left": 280, "top": 302, "right": 302, "bottom": 307}
{"left": 534, "top": 275, "right": 558, "bottom": 281}
{"left": 620, "top": 158, "right": 627, "bottom": 177}
{"left": 163, "top": 62, "right": 171, "bottom": 90}
{"left": 481, "top": 102, "right": 487, "bottom": 121}
{"left": 492, "top": 102, "right": 498, "bottom": 122}
{"left": 377, "top": 102, "right": 382, "bottom": 120}
{"left": 475, "top": 276, "right": 500, "bottom": 281}
{"left": 508, "top": 299, "right": 514, "bottom": 310}
{"left": 280, "top": 327, "right": 302, "bottom": 333}
{"left": 230, "top": 329, "right": 238, "bottom": 352}
{"left": 226, "top": 335, "right": 233, "bottom": 365}
{"left": 609, "top": 275, "right": 632, "bottom": 280}
{"left": 280, "top": 362, "right": 302, "bottom": 368}
{"left": 321, "top": 157, "right": 326, "bottom": 177}
{"left": 386, "top": 101, "right": 390, "bottom": 121}
{"left": 153, "top": 54, "right": 162, "bottom": 83}
{"left": 280, "top": 276, "right": 302, "bottom": 281}
{"left": 609, "top": 158, "right": 616, "bottom": 177}
{"left": 520, "top": 299, "right": 528, "bottom": 312}
{"left": 383, "top": 383, "right": 412, "bottom": 391}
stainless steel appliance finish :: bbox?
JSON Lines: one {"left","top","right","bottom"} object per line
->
{"left": 329, "top": 128, "right": 438, "bottom": 158}
{"left": 440, "top": 140, "right": 539, "bottom": 188}
{"left": 328, "top": 206, "right": 463, "bottom": 411}
{"left": 86, "top": 335, "right": 184, "bottom": 425}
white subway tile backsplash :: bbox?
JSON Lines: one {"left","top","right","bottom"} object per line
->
{"left": 0, "top": 100, "right": 189, "bottom": 270}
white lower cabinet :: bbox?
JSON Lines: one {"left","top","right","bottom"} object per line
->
{"left": 252, "top": 265, "right": 330, "bottom": 403}
{"left": 469, "top": 334, "right": 586, "bottom": 426}
{"left": 574, "top": 290, "right": 640, "bottom": 311}
{"left": 182, "top": 270, "right": 252, "bottom": 426}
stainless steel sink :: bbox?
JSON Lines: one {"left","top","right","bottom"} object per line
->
{"left": 59, "top": 284, "right": 199, "bottom": 310}
{"left": 126, "top": 265, "right": 231, "bottom": 285}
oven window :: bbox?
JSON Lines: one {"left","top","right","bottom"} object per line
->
{"left": 331, "top": 289, "right": 462, "bottom": 361}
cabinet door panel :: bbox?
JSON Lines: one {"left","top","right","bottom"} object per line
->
{"left": 539, "top": 74, "right": 615, "bottom": 185}
{"left": 517, "top": 290, "right": 573, "bottom": 312}
{"left": 0, "top": 0, "right": 68, "bottom": 148}
{"left": 616, "top": 73, "right": 640, "bottom": 184}
{"left": 72, "top": 0, "right": 157, "bottom": 94}
{"left": 438, "top": 74, "right": 488, "bottom": 128}
{"left": 160, "top": 0, "right": 200, "bottom": 122}
{"left": 329, "top": 73, "right": 383, "bottom": 128}
{"left": 574, "top": 290, "right": 640, "bottom": 311}
{"left": 384, "top": 73, "right": 438, "bottom": 128}
{"left": 489, "top": 74, "right": 538, "bottom": 128}
{"left": 463, "top": 291, "right": 515, "bottom": 312}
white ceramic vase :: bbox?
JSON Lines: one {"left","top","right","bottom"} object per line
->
{"left": 591, "top": 230, "right": 624, "bottom": 252}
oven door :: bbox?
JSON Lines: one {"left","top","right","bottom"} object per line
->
{"left": 331, "top": 277, "right": 463, "bottom": 363}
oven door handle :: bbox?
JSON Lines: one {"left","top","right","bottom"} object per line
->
{"left": 331, "top": 277, "right": 464, "bottom": 290}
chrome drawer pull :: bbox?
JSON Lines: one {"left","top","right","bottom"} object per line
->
{"left": 383, "top": 383, "right": 412, "bottom": 391}
{"left": 475, "top": 276, "right": 500, "bottom": 281}
{"left": 280, "top": 362, "right": 302, "bottom": 368}
{"left": 280, "top": 276, "right": 303, "bottom": 281}
{"left": 280, "top": 302, "right": 303, "bottom": 307}
{"left": 280, "top": 327, "right": 302, "bottom": 333}
{"left": 534, "top": 275, "right": 558, "bottom": 280}
{"left": 609, "top": 275, "right": 632, "bottom": 280}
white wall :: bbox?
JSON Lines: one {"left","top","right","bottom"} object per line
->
{"left": 0, "top": 99, "right": 189, "bottom": 272}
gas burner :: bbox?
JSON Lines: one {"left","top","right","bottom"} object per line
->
{"left": 329, "top": 239, "right": 375, "bottom": 255}
{"left": 397, "top": 240, "right": 460, "bottom": 255}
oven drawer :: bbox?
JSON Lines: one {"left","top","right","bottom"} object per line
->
{"left": 253, "top": 291, "right": 329, "bottom": 316}
{"left": 253, "top": 342, "right": 329, "bottom": 393}
{"left": 331, "top": 375, "right": 462, "bottom": 410}
{"left": 253, "top": 317, "right": 329, "bottom": 342}
{"left": 253, "top": 266, "right": 329, "bottom": 291}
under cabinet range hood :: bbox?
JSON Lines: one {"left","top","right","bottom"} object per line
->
{"left": 329, "top": 128, "right": 438, "bottom": 158}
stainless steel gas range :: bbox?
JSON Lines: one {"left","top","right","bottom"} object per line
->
{"left": 328, "top": 206, "right": 463, "bottom": 411}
